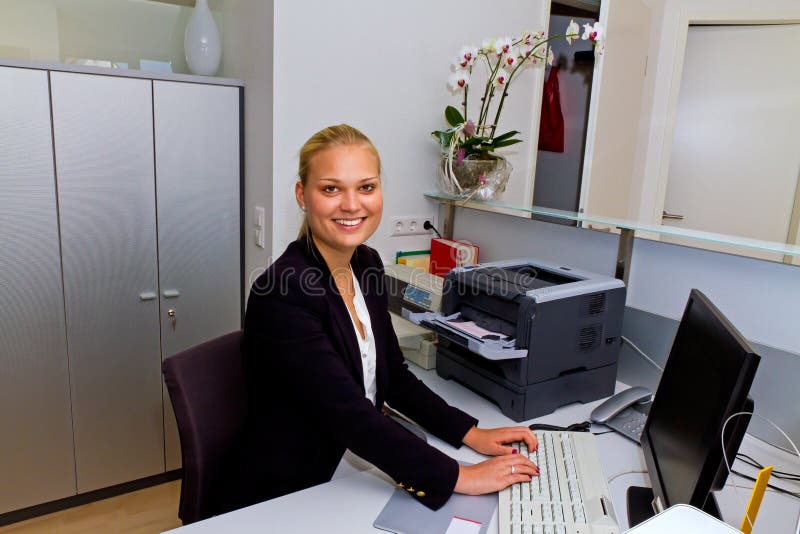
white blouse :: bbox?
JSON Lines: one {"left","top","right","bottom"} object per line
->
{"left": 348, "top": 270, "right": 377, "bottom": 404}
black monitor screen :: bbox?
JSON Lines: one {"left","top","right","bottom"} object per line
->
{"left": 641, "top": 289, "right": 759, "bottom": 511}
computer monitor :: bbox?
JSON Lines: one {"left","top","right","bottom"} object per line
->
{"left": 627, "top": 289, "right": 760, "bottom": 527}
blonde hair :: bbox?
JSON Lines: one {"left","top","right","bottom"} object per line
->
{"left": 296, "top": 124, "right": 382, "bottom": 240}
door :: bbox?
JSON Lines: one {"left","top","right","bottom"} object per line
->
{"left": 0, "top": 66, "right": 77, "bottom": 512}
{"left": 661, "top": 24, "right": 800, "bottom": 260}
{"left": 153, "top": 81, "right": 242, "bottom": 470}
{"left": 578, "top": 0, "right": 651, "bottom": 222}
{"left": 51, "top": 72, "right": 164, "bottom": 492}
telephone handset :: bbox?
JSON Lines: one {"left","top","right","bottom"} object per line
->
{"left": 590, "top": 386, "right": 653, "bottom": 443}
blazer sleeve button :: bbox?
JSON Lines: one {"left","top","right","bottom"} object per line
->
{"left": 416, "top": 491, "right": 426, "bottom": 497}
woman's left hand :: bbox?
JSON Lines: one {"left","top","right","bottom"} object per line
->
{"left": 462, "top": 426, "right": 538, "bottom": 456}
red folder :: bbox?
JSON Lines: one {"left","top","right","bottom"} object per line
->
{"left": 429, "top": 238, "right": 479, "bottom": 278}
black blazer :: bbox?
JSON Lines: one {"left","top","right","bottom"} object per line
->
{"left": 229, "top": 238, "right": 478, "bottom": 511}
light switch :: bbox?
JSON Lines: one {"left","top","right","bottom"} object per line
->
{"left": 254, "top": 228, "right": 265, "bottom": 249}
{"left": 254, "top": 206, "right": 265, "bottom": 228}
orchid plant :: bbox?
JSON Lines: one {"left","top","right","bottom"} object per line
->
{"left": 432, "top": 20, "right": 606, "bottom": 168}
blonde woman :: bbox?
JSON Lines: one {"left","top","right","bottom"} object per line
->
{"left": 225, "top": 124, "right": 539, "bottom": 514}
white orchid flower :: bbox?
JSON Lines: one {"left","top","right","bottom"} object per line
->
{"left": 452, "top": 56, "right": 469, "bottom": 70}
{"left": 582, "top": 22, "right": 605, "bottom": 43}
{"left": 547, "top": 47, "right": 555, "bottom": 66}
{"left": 566, "top": 19, "right": 580, "bottom": 44}
{"left": 458, "top": 45, "right": 479, "bottom": 67}
{"left": 493, "top": 37, "right": 513, "bottom": 57}
{"left": 481, "top": 37, "right": 496, "bottom": 53}
{"left": 520, "top": 30, "right": 541, "bottom": 45}
{"left": 448, "top": 70, "right": 471, "bottom": 93}
{"left": 504, "top": 48, "right": 519, "bottom": 68}
{"left": 493, "top": 68, "right": 510, "bottom": 86}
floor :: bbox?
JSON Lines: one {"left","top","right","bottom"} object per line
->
{"left": 0, "top": 481, "right": 182, "bottom": 534}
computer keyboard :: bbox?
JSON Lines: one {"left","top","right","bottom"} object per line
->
{"left": 499, "top": 431, "right": 620, "bottom": 534}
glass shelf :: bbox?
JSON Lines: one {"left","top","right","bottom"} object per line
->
{"left": 425, "top": 192, "right": 800, "bottom": 258}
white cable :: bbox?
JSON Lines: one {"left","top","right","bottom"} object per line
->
{"left": 721, "top": 412, "right": 800, "bottom": 532}
{"left": 607, "top": 469, "right": 647, "bottom": 484}
{"left": 621, "top": 335, "right": 664, "bottom": 372}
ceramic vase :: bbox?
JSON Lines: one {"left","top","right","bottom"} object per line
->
{"left": 184, "top": 0, "right": 221, "bottom": 76}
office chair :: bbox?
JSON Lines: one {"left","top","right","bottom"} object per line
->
{"left": 162, "top": 330, "right": 248, "bottom": 524}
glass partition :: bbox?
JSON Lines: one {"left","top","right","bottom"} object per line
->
{"left": 425, "top": 192, "right": 800, "bottom": 259}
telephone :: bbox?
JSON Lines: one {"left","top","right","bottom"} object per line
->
{"left": 590, "top": 386, "right": 653, "bottom": 443}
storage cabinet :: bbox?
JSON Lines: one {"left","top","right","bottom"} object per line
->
{"left": 154, "top": 81, "right": 242, "bottom": 469}
{"left": 0, "top": 67, "right": 77, "bottom": 515}
{"left": 51, "top": 72, "right": 166, "bottom": 493}
{"left": 0, "top": 64, "right": 242, "bottom": 513}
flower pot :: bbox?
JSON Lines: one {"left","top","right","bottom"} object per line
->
{"left": 436, "top": 155, "right": 512, "bottom": 201}
{"left": 184, "top": 0, "right": 221, "bottom": 76}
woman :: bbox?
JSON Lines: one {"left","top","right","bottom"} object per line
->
{"left": 237, "top": 124, "right": 539, "bottom": 512}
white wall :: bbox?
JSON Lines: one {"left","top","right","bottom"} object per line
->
{"left": 222, "top": 0, "right": 274, "bottom": 289}
{"left": 0, "top": 0, "right": 60, "bottom": 61}
{"left": 271, "top": 0, "right": 548, "bottom": 261}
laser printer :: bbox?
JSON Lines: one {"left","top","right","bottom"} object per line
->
{"left": 404, "top": 258, "right": 625, "bottom": 422}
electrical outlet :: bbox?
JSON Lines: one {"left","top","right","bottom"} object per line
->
{"left": 391, "top": 215, "right": 437, "bottom": 237}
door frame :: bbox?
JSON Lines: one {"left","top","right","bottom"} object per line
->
{"left": 650, "top": 10, "right": 800, "bottom": 228}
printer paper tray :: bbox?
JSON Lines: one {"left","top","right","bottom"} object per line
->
{"left": 402, "top": 309, "right": 527, "bottom": 361}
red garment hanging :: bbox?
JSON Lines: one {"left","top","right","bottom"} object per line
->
{"left": 538, "top": 65, "right": 565, "bottom": 153}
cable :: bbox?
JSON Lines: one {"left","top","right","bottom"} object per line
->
{"left": 423, "top": 220, "right": 442, "bottom": 238}
{"left": 721, "top": 412, "right": 800, "bottom": 532}
{"left": 607, "top": 469, "right": 648, "bottom": 484}
{"left": 620, "top": 335, "right": 664, "bottom": 372}
{"left": 729, "top": 469, "right": 800, "bottom": 500}
{"left": 737, "top": 452, "right": 800, "bottom": 481}
{"left": 529, "top": 421, "right": 591, "bottom": 433}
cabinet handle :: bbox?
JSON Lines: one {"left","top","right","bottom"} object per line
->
{"left": 139, "top": 291, "right": 157, "bottom": 301}
{"left": 163, "top": 289, "right": 180, "bottom": 298}
{"left": 662, "top": 210, "right": 684, "bottom": 220}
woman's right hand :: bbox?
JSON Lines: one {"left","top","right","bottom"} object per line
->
{"left": 453, "top": 453, "right": 540, "bottom": 495}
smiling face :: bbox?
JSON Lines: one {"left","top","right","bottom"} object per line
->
{"left": 296, "top": 143, "right": 383, "bottom": 262}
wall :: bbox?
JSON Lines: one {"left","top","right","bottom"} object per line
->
{"left": 271, "top": 0, "right": 548, "bottom": 261}
{"left": 221, "top": 0, "right": 274, "bottom": 290}
{"left": 0, "top": 0, "right": 222, "bottom": 74}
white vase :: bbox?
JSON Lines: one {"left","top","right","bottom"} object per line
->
{"left": 184, "top": 0, "right": 221, "bottom": 76}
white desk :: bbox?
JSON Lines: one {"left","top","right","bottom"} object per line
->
{"left": 166, "top": 367, "right": 798, "bottom": 533}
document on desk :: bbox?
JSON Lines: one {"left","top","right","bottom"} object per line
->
{"left": 436, "top": 318, "right": 508, "bottom": 341}
{"left": 373, "top": 487, "right": 495, "bottom": 534}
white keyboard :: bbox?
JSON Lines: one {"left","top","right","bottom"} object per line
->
{"left": 499, "top": 431, "right": 620, "bottom": 534}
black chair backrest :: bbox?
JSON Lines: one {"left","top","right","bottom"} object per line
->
{"left": 162, "top": 330, "right": 247, "bottom": 524}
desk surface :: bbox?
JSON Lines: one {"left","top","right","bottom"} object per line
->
{"left": 165, "top": 367, "right": 798, "bottom": 533}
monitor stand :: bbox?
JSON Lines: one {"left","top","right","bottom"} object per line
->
{"left": 626, "top": 486, "right": 722, "bottom": 528}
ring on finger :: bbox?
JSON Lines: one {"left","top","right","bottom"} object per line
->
{"left": 510, "top": 465, "right": 516, "bottom": 474}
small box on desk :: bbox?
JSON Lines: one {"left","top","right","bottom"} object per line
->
{"left": 429, "top": 238, "right": 479, "bottom": 278}
{"left": 390, "top": 312, "right": 437, "bottom": 369}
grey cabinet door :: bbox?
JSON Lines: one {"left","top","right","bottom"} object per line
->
{"left": 153, "top": 81, "right": 241, "bottom": 470}
{"left": 0, "top": 67, "right": 77, "bottom": 513}
{"left": 51, "top": 72, "right": 164, "bottom": 492}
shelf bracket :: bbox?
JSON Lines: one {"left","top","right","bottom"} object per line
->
{"left": 615, "top": 228, "right": 635, "bottom": 285}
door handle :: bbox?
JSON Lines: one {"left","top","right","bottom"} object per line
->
{"left": 139, "top": 291, "right": 157, "bottom": 301}
{"left": 163, "top": 289, "right": 180, "bottom": 298}
{"left": 661, "top": 210, "right": 684, "bottom": 220}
